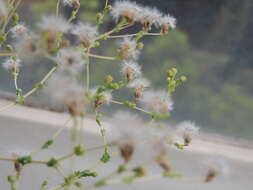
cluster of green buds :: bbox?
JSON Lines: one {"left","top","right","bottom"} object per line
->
{"left": 96, "top": 5, "right": 112, "bottom": 25}
{"left": 166, "top": 68, "right": 187, "bottom": 93}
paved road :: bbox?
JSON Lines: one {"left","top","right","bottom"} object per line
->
{"left": 0, "top": 102, "right": 253, "bottom": 190}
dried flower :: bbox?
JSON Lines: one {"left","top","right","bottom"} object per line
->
{"left": 56, "top": 48, "right": 84, "bottom": 72}
{"left": 121, "top": 60, "right": 142, "bottom": 82}
{"left": 118, "top": 37, "right": 140, "bottom": 60}
{"left": 15, "top": 35, "right": 40, "bottom": 62}
{"left": 111, "top": 0, "right": 142, "bottom": 24}
{"left": 145, "top": 124, "right": 173, "bottom": 172}
{"left": 46, "top": 73, "right": 88, "bottom": 116}
{"left": 10, "top": 23, "right": 28, "bottom": 38}
{"left": 62, "top": 0, "right": 80, "bottom": 9}
{"left": 204, "top": 158, "right": 230, "bottom": 183}
{"left": 38, "top": 15, "right": 71, "bottom": 35}
{"left": 91, "top": 88, "right": 112, "bottom": 108}
{"left": 139, "top": 7, "right": 162, "bottom": 31}
{"left": 176, "top": 121, "right": 199, "bottom": 146}
{"left": 158, "top": 14, "right": 177, "bottom": 34}
{"left": 2, "top": 58, "right": 21, "bottom": 72}
{"left": 127, "top": 77, "right": 150, "bottom": 102}
{"left": 110, "top": 111, "right": 144, "bottom": 163}
{"left": 140, "top": 90, "right": 173, "bottom": 115}
{"left": 72, "top": 22, "right": 98, "bottom": 48}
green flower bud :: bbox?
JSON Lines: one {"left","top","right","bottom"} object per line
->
{"left": 109, "top": 83, "right": 119, "bottom": 90}
{"left": 133, "top": 167, "right": 147, "bottom": 177}
{"left": 17, "top": 156, "right": 32, "bottom": 166}
{"left": 104, "top": 75, "right": 113, "bottom": 84}
{"left": 41, "top": 139, "right": 54, "bottom": 149}
{"left": 136, "top": 42, "right": 144, "bottom": 50}
{"left": 96, "top": 13, "right": 104, "bottom": 25}
{"left": 100, "top": 149, "right": 110, "bottom": 163}
{"left": 117, "top": 165, "right": 127, "bottom": 173}
{"left": 74, "top": 144, "right": 85, "bottom": 156}
{"left": 46, "top": 158, "right": 59, "bottom": 168}
{"left": 180, "top": 76, "right": 187, "bottom": 82}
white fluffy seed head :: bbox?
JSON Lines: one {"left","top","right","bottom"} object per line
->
{"left": 203, "top": 158, "right": 230, "bottom": 182}
{"left": 110, "top": 0, "right": 142, "bottom": 24}
{"left": 127, "top": 77, "right": 150, "bottom": 88}
{"left": 176, "top": 121, "right": 199, "bottom": 137}
{"left": 10, "top": 24, "right": 28, "bottom": 38}
{"left": 62, "top": 0, "right": 80, "bottom": 9}
{"left": 176, "top": 121, "right": 199, "bottom": 145}
{"left": 139, "top": 7, "right": 162, "bottom": 30}
{"left": 140, "top": 89, "right": 173, "bottom": 114}
{"left": 72, "top": 22, "right": 98, "bottom": 47}
{"left": 46, "top": 73, "right": 87, "bottom": 115}
{"left": 38, "top": 15, "right": 71, "bottom": 34}
{"left": 118, "top": 37, "right": 140, "bottom": 60}
{"left": 111, "top": 111, "right": 144, "bottom": 142}
{"left": 158, "top": 14, "right": 177, "bottom": 33}
{"left": 2, "top": 58, "right": 21, "bottom": 72}
{"left": 121, "top": 60, "right": 142, "bottom": 82}
{"left": 14, "top": 35, "right": 40, "bottom": 62}
{"left": 56, "top": 48, "right": 84, "bottom": 72}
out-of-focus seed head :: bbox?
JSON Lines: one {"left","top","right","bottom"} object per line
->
{"left": 63, "top": 0, "right": 80, "bottom": 9}
{"left": 176, "top": 121, "right": 199, "bottom": 146}
{"left": 203, "top": 158, "right": 230, "bottom": 183}
{"left": 56, "top": 48, "right": 84, "bottom": 72}
{"left": 140, "top": 89, "right": 173, "bottom": 115}
{"left": 110, "top": 111, "right": 145, "bottom": 163}
{"left": 10, "top": 23, "right": 28, "bottom": 38}
{"left": 15, "top": 35, "right": 40, "bottom": 62}
{"left": 2, "top": 58, "right": 21, "bottom": 72}
{"left": 72, "top": 22, "right": 98, "bottom": 48}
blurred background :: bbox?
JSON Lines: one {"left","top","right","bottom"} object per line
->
{"left": 1, "top": 0, "right": 253, "bottom": 139}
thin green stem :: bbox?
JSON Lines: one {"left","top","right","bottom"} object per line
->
{"left": 108, "top": 32, "right": 162, "bottom": 39}
{"left": 23, "top": 66, "right": 57, "bottom": 98}
{"left": 56, "top": 0, "right": 61, "bottom": 17}
{"left": 86, "top": 142, "right": 116, "bottom": 152}
{"left": 0, "top": 157, "right": 47, "bottom": 165}
{"left": 88, "top": 53, "right": 116, "bottom": 61}
{"left": 86, "top": 49, "right": 90, "bottom": 91}
{"left": 110, "top": 100, "right": 151, "bottom": 114}
{"left": 57, "top": 152, "right": 75, "bottom": 162}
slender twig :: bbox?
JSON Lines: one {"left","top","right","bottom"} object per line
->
{"left": 57, "top": 152, "right": 75, "bottom": 162}
{"left": 87, "top": 53, "right": 116, "bottom": 61}
{"left": 56, "top": 0, "right": 61, "bottom": 17}
{"left": 0, "top": 157, "right": 47, "bottom": 165}
{"left": 0, "top": 52, "right": 16, "bottom": 57}
{"left": 108, "top": 32, "right": 162, "bottom": 39}
{"left": 110, "top": 100, "right": 151, "bottom": 114}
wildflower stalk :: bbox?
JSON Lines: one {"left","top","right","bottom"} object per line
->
{"left": 85, "top": 48, "right": 91, "bottom": 91}
{"left": 87, "top": 53, "right": 116, "bottom": 61}
{"left": 56, "top": 0, "right": 61, "bottom": 17}
{"left": 110, "top": 99, "right": 151, "bottom": 114}
{"left": 23, "top": 66, "right": 57, "bottom": 98}
{"left": 0, "top": 102, "right": 16, "bottom": 113}
{"left": 108, "top": 32, "right": 162, "bottom": 39}
{"left": 0, "top": 157, "right": 47, "bottom": 165}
